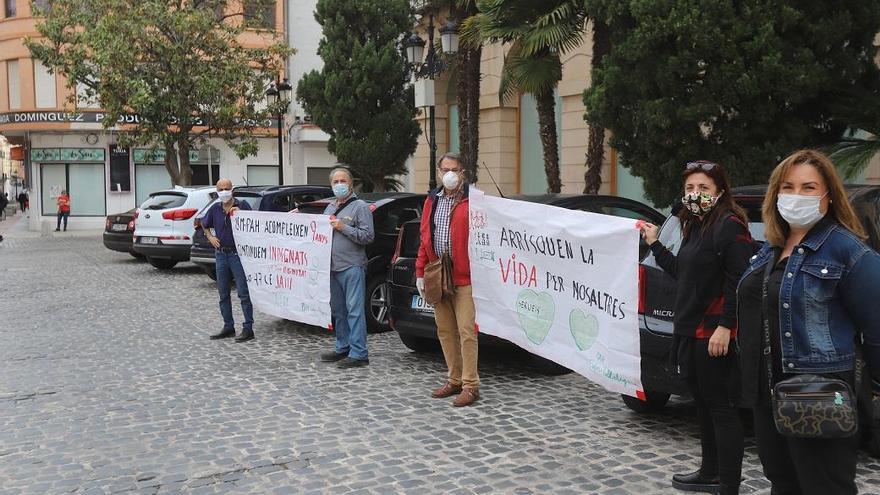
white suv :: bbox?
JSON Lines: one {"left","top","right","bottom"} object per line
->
{"left": 132, "top": 186, "right": 217, "bottom": 269}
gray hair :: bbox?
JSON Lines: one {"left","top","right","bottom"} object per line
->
{"left": 329, "top": 166, "right": 353, "bottom": 183}
{"left": 436, "top": 152, "right": 462, "bottom": 169}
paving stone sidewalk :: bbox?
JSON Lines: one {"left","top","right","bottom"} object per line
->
{"left": 1, "top": 236, "right": 879, "bottom": 494}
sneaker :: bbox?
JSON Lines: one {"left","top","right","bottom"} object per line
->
{"left": 320, "top": 351, "right": 348, "bottom": 362}
{"left": 337, "top": 357, "right": 369, "bottom": 368}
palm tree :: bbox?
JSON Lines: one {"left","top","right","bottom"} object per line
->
{"left": 463, "top": 0, "right": 586, "bottom": 193}
{"left": 825, "top": 87, "right": 880, "bottom": 180}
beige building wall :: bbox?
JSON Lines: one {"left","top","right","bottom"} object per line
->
{"left": 411, "top": 15, "right": 613, "bottom": 195}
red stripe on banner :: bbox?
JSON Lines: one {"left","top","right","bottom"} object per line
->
{"left": 636, "top": 390, "right": 646, "bottom": 401}
{"left": 328, "top": 323, "right": 333, "bottom": 332}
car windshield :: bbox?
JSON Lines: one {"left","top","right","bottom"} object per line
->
{"left": 141, "top": 192, "right": 187, "bottom": 210}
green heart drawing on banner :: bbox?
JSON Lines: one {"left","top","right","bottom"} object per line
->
{"left": 516, "top": 289, "right": 555, "bottom": 345}
{"left": 569, "top": 308, "right": 600, "bottom": 351}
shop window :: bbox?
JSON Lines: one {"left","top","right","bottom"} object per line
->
{"left": 4, "top": 0, "right": 15, "bottom": 17}
{"left": 247, "top": 165, "right": 279, "bottom": 186}
{"left": 40, "top": 163, "right": 106, "bottom": 216}
{"left": 191, "top": 164, "right": 220, "bottom": 186}
{"left": 135, "top": 164, "right": 172, "bottom": 206}
{"left": 307, "top": 167, "right": 333, "bottom": 186}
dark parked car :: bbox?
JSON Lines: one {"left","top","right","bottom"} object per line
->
{"left": 298, "top": 193, "right": 427, "bottom": 333}
{"left": 103, "top": 208, "right": 140, "bottom": 258}
{"left": 190, "top": 185, "right": 332, "bottom": 279}
{"left": 387, "top": 194, "right": 666, "bottom": 371}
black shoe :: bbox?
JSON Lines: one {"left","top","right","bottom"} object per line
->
{"left": 672, "top": 470, "right": 720, "bottom": 493}
{"left": 320, "top": 351, "right": 348, "bottom": 362}
{"left": 234, "top": 329, "right": 255, "bottom": 342}
{"left": 210, "top": 328, "right": 236, "bottom": 340}
{"left": 718, "top": 484, "right": 739, "bottom": 495}
{"left": 337, "top": 357, "right": 369, "bottom": 368}
{"left": 54, "top": 228, "right": 60, "bottom": 232}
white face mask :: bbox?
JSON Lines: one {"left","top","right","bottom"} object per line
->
{"left": 217, "top": 190, "right": 233, "bottom": 202}
{"left": 777, "top": 193, "right": 827, "bottom": 229}
{"left": 442, "top": 170, "right": 461, "bottom": 190}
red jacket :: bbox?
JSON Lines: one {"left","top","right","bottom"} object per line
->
{"left": 415, "top": 185, "right": 471, "bottom": 286}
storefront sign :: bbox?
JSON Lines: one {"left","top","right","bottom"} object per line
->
{"left": 31, "top": 148, "right": 106, "bottom": 162}
{"left": 0, "top": 111, "right": 278, "bottom": 128}
{"left": 231, "top": 211, "right": 334, "bottom": 328}
{"left": 132, "top": 149, "right": 209, "bottom": 164}
{"left": 468, "top": 188, "right": 644, "bottom": 398}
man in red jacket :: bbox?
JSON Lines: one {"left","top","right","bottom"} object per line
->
{"left": 415, "top": 153, "right": 479, "bottom": 407}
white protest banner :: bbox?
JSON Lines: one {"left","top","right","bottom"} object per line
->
{"left": 231, "top": 210, "right": 333, "bottom": 328}
{"left": 469, "top": 188, "right": 643, "bottom": 397}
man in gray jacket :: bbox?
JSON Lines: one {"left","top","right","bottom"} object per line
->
{"left": 320, "top": 167, "right": 375, "bottom": 368}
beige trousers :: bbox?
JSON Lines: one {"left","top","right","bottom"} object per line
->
{"left": 432, "top": 285, "right": 479, "bottom": 389}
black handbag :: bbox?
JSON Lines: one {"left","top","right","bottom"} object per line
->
{"left": 761, "top": 250, "right": 859, "bottom": 439}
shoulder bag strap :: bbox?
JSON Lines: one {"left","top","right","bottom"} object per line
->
{"left": 332, "top": 197, "right": 357, "bottom": 217}
{"left": 761, "top": 248, "right": 779, "bottom": 395}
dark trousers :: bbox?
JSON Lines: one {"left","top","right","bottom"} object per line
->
{"left": 753, "top": 394, "right": 859, "bottom": 494}
{"left": 684, "top": 339, "right": 744, "bottom": 488}
{"left": 56, "top": 211, "right": 69, "bottom": 230}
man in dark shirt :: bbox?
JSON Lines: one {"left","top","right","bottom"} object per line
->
{"left": 202, "top": 178, "right": 254, "bottom": 342}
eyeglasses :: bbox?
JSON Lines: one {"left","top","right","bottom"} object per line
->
{"left": 685, "top": 161, "right": 718, "bottom": 172}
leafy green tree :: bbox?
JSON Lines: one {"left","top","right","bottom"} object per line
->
{"left": 584, "top": 1, "right": 880, "bottom": 207}
{"left": 298, "top": 0, "right": 419, "bottom": 191}
{"left": 825, "top": 87, "right": 880, "bottom": 180}
{"left": 27, "top": 0, "right": 291, "bottom": 186}
{"left": 465, "top": 0, "right": 586, "bottom": 193}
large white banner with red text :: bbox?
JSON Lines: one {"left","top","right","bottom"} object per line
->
{"left": 468, "top": 188, "right": 643, "bottom": 397}
{"left": 231, "top": 210, "right": 333, "bottom": 328}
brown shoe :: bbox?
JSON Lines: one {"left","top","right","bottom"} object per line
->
{"left": 452, "top": 387, "right": 479, "bottom": 407}
{"left": 431, "top": 382, "right": 462, "bottom": 398}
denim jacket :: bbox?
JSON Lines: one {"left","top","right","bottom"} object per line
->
{"left": 738, "top": 219, "right": 880, "bottom": 393}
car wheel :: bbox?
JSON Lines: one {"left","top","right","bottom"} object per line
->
{"left": 621, "top": 390, "right": 671, "bottom": 413}
{"left": 399, "top": 334, "right": 440, "bottom": 353}
{"left": 129, "top": 251, "right": 145, "bottom": 260}
{"left": 365, "top": 275, "right": 390, "bottom": 333}
{"left": 528, "top": 353, "right": 573, "bottom": 375}
{"left": 147, "top": 257, "right": 178, "bottom": 270}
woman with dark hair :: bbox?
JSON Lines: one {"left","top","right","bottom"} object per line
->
{"left": 639, "top": 161, "right": 755, "bottom": 495}
{"left": 736, "top": 149, "right": 880, "bottom": 494}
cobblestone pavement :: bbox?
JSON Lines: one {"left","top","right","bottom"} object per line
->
{"left": 1, "top": 233, "right": 879, "bottom": 495}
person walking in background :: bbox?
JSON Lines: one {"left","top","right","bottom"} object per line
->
{"left": 202, "top": 178, "right": 255, "bottom": 342}
{"left": 0, "top": 192, "right": 8, "bottom": 221}
{"left": 55, "top": 190, "right": 70, "bottom": 231}
{"left": 319, "top": 167, "right": 374, "bottom": 369}
{"left": 416, "top": 153, "right": 481, "bottom": 407}
{"left": 17, "top": 191, "right": 28, "bottom": 213}
{"left": 736, "top": 150, "right": 880, "bottom": 495}
{"left": 639, "top": 161, "right": 754, "bottom": 495}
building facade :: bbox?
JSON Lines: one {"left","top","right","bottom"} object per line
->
{"left": 0, "top": 0, "right": 298, "bottom": 230}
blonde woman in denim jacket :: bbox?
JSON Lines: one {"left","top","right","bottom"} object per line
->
{"left": 737, "top": 150, "right": 880, "bottom": 495}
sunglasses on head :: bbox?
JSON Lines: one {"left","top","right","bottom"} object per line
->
{"left": 685, "top": 161, "right": 718, "bottom": 172}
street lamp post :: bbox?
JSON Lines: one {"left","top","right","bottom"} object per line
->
{"left": 406, "top": 15, "right": 459, "bottom": 190}
{"left": 266, "top": 79, "right": 293, "bottom": 185}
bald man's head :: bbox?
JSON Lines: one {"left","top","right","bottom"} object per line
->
{"left": 216, "top": 178, "right": 232, "bottom": 190}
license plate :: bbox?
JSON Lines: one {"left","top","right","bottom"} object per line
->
{"left": 411, "top": 294, "right": 434, "bottom": 312}
{"left": 111, "top": 223, "right": 128, "bottom": 232}
{"left": 140, "top": 236, "right": 158, "bottom": 244}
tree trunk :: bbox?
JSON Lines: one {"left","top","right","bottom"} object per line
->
{"left": 177, "top": 136, "right": 193, "bottom": 186}
{"left": 163, "top": 138, "right": 181, "bottom": 186}
{"left": 535, "top": 89, "right": 561, "bottom": 193}
{"left": 457, "top": 44, "right": 481, "bottom": 183}
{"left": 584, "top": 20, "right": 610, "bottom": 194}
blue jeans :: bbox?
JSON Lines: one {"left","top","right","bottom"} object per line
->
{"left": 330, "top": 266, "right": 368, "bottom": 360}
{"left": 215, "top": 250, "right": 253, "bottom": 331}
{"left": 56, "top": 211, "right": 69, "bottom": 230}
